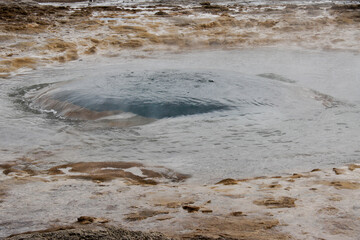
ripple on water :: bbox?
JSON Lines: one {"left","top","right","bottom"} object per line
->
{"left": 22, "top": 69, "right": 321, "bottom": 124}
{"left": 3, "top": 49, "right": 360, "bottom": 184}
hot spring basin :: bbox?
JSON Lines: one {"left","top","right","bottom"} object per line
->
{"left": 24, "top": 69, "right": 308, "bottom": 123}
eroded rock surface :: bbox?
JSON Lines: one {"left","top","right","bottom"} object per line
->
{"left": 1, "top": 0, "right": 360, "bottom": 77}
{"left": 6, "top": 226, "right": 171, "bottom": 240}
{"left": 2, "top": 164, "right": 360, "bottom": 239}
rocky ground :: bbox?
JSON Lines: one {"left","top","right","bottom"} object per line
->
{"left": 1, "top": 0, "right": 360, "bottom": 239}
{"left": 1, "top": 159, "right": 360, "bottom": 239}
{"left": 6, "top": 226, "right": 171, "bottom": 240}
{"left": 1, "top": 0, "right": 360, "bottom": 78}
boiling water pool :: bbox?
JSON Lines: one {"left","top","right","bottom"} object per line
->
{"left": 2, "top": 48, "right": 360, "bottom": 182}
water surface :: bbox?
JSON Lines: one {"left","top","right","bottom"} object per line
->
{"left": 2, "top": 48, "right": 360, "bottom": 182}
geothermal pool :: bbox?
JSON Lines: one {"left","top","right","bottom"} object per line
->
{"left": 2, "top": 48, "right": 360, "bottom": 182}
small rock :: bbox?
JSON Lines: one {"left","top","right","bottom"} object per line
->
{"left": 254, "top": 197, "right": 296, "bottom": 208}
{"left": 155, "top": 11, "right": 168, "bottom": 16}
{"left": 183, "top": 205, "right": 200, "bottom": 213}
{"left": 77, "top": 216, "right": 94, "bottom": 224}
{"left": 216, "top": 178, "right": 238, "bottom": 185}
{"left": 333, "top": 168, "right": 345, "bottom": 175}
{"left": 200, "top": 2, "right": 211, "bottom": 6}
{"left": 201, "top": 209, "right": 213, "bottom": 213}
{"left": 77, "top": 216, "right": 109, "bottom": 224}
{"left": 290, "top": 173, "right": 303, "bottom": 178}
{"left": 231, "top": 211, "right": 246, "bottom": 216}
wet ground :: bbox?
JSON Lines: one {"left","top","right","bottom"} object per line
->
{"left": 1, "top": 47, "right": 360, "bottom": 239}
{"left": 1, "top": 0, "right": 360, "bottom": 77}
{"left": 1, "top": 0, "right": 360, "bottom": 239}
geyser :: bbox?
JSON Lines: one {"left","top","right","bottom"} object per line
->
{"left": 24, "top": 70, "right": 242, "bottom": 120}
